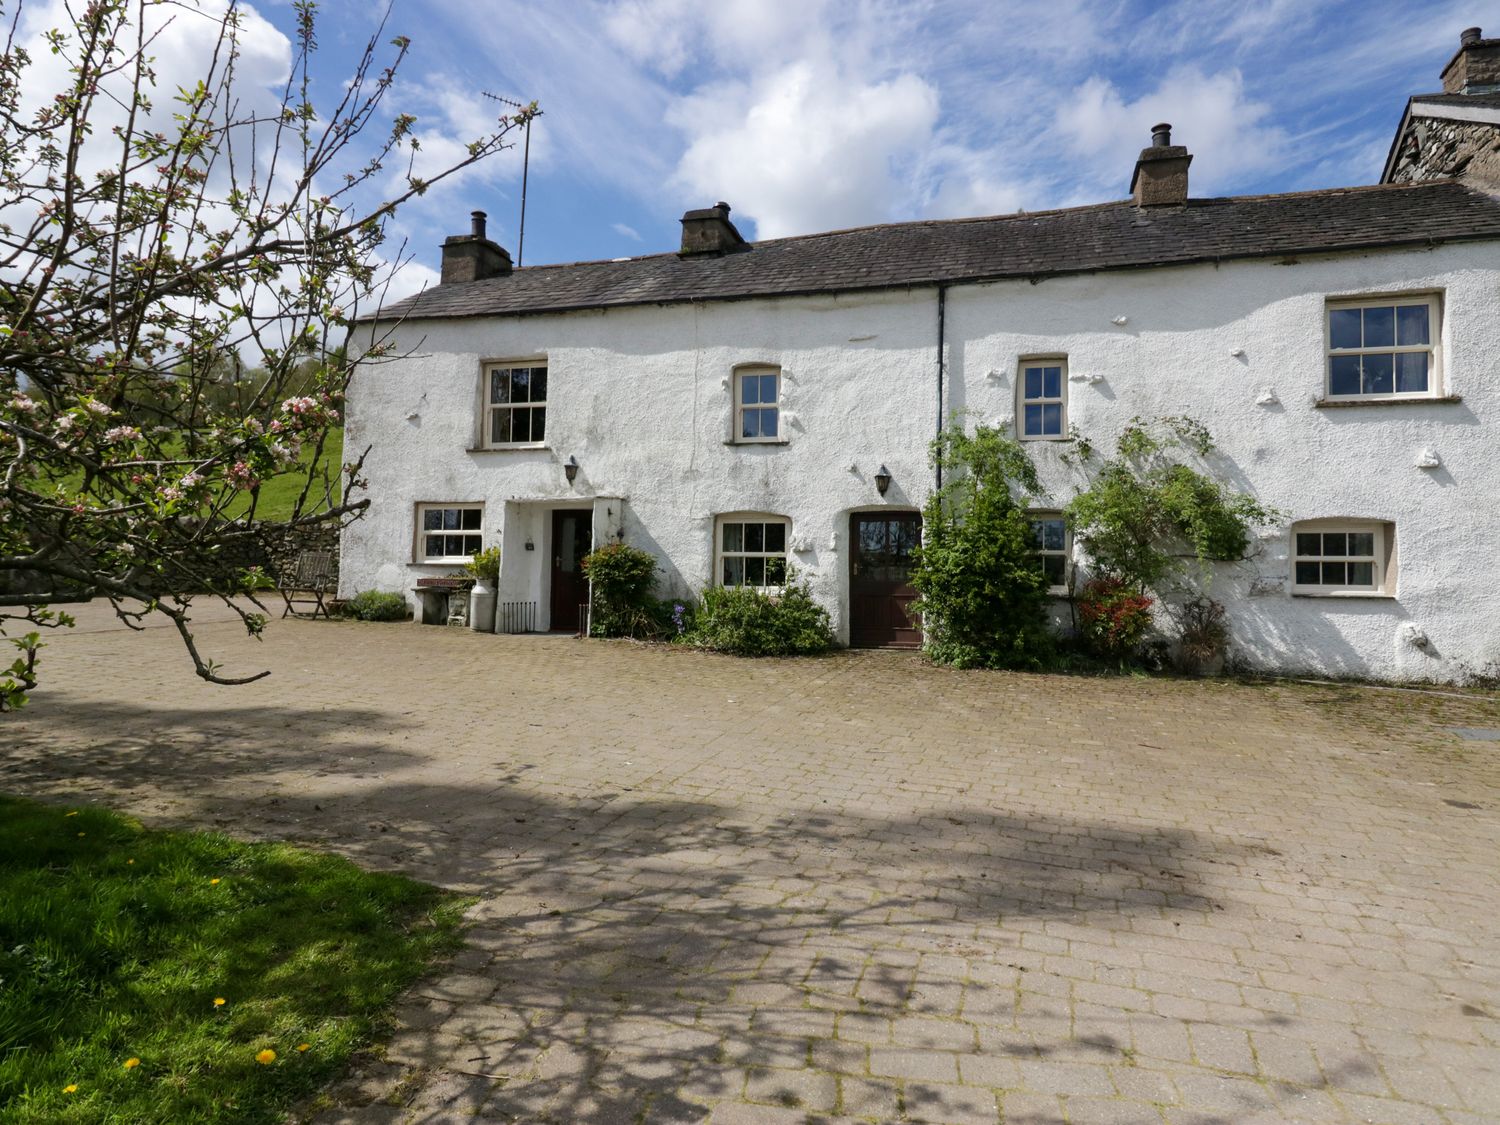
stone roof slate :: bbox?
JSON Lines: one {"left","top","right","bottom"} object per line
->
{"left": 368, "top": 180, "right": 1500, "bottom": 323}
{"left": 1413, "top": 91, "right": 1500, "bottom": 109}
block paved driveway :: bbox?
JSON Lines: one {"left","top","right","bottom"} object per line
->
{"left": 7, "top": 605, "right": 1500, "bottom": 1124}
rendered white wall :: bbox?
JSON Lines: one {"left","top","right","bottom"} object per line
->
{"left": 342, "top": 240, "right": 1500, "bottom": 683}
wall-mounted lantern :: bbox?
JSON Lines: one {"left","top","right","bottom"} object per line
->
{"left": 564, "top": 455, "right": 579, "bottom": 485}
{"left": 874, "top": 464, "right": 892, "bottom": 496}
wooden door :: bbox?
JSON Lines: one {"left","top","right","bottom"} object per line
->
{"left": 849, "top": 512, "right": 922, "bottom": 648}
{"left": 549, "top": 509, "right": 592, "bottom": 632}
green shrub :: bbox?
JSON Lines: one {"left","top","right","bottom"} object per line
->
{"left": 1076, "top": 577, "right": 1154, "bottom": 662}
{"left": 1066, "top": 416, "right": 1280, "bottom": 594}
{"left": 344, "top": 590, "right": 408, "bottom": 621}
{"left": 463, "top": 546, "right": 501, "bottom": 582}
{"left": 685, "top": 577, "right": 834, "bottom": 656}
{"left": 582, "top": 542, "right": 661, "bottom": 638}
{"left": 910, "top": 424, "right": 1055, "bottom": 669}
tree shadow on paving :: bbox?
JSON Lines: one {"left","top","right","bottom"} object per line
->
{"left": 7, "top": 697, "right": 1302, "bottom": 1124}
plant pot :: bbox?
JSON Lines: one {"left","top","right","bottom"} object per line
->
{"left": 1176, "top": 645, "right": 1225, "bottom": 678}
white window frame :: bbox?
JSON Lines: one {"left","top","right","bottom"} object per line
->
{"left": 415, "top": 503, "right": 485, "bottom": 564}
{"left": 484, "top": 361, "right": 548, "bottom": 447}
{"left": 1324, "top": 294, "right": 1441, "bottom": 402}
{"left": 733, "top": 365, "right": 782, "bottom": 444}
{"left": 1290, "top": 520, "right": 1394, "bottom": 597}
{"left": 1028, "top": 511, "right": 1071, "bottom": 595}
{"left": 1017, "top": 357, "right": 1067, "bottom": 441}
{"left": 715, "top": 513, "right": 790, "bottom": 590}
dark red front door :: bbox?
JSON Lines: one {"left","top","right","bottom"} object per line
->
{"left": 550, "top": 509, "right": 592, "bottom": 632}
{"left": 849, "top": 512, "right": 922, "bottom": 648}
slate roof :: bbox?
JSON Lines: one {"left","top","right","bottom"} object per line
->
{"left": 1411, "top": 91, "right": 1500, "bottom": 110}
{"left": 367, "top": 180, "right": 1500, "bottom": 323}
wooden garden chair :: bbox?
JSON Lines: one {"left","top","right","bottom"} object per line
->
{"left": 277, "top": 550, "right": 335, "bottom": 619}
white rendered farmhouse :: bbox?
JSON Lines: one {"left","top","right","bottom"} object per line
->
{"left": 343, "top": 29, "right": 1500, "bottom": 683}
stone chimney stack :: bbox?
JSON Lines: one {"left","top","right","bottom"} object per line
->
{"left": 679, "top": 202, "right": 748, "bottom": 256}
{"left": 440, "top": 210, "right": 513, "bottom": 284}
{"left": 1441, "top": 27, "right": 1500, "bottom": 94}
{"left": 1131, "top": 123, "right": 1192, "bottom": 207}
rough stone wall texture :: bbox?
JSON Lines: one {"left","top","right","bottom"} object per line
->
{"left": 1388, "top": 116, "right": 1500, "bottom": 191}
{"left": 0, "top": 519, "right": 340, "bottom": 599}
{"left": 343, "top": 239, "right": 1500, "bottom": 684}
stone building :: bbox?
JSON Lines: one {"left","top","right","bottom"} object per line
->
{"left": 342, "top": 28, "right": 1500, "bottom": 683}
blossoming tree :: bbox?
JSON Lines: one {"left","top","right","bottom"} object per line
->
{"left": 0, "top": 0, "right": 535, "bottom": 708}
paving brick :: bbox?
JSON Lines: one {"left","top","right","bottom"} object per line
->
{"left": 743, "top": 1066, "right": 838, "bottom": 1112}
{"left": 902, "top": 1080, "right": 999, "bottom": 1123}
{"left": 869, "top": 1048, "right": 959, "bottom": 1083}
{"left": 12, "top": 609, "right": 1500, "bottom": 1124}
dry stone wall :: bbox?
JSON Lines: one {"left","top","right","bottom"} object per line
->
{"left": 1388, "top": 116, "right": 1500, "bottom": 191}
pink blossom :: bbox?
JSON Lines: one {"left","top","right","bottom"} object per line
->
{"left": 103, "top": 425, "right": 141, "bottom": 443}
{"left": 226, "top": 461, "right": 259, "bottom": 491}
{"left": 9, "top": 393, "right": 38, "bottom": 413}
{"left": 84, "top": 400, "right": 111, "bottom": 416}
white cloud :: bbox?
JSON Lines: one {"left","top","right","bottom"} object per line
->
{"left": 671, "top": 61, "right": 942, "bottom": 238}
{"left": 1056, "top": 67, "right": 1288, "bottom": 199}
{"left": 612, "top": 222, "right": 643, "bottom": 241}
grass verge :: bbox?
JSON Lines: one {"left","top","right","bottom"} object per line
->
{"left": 0, "top": 794, "right": 467, "bottom": 1124}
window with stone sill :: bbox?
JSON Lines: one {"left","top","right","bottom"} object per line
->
{"left": 733, "top": 366, "right": 781, "bottom": 443}
{"left": 1291, "top": 520, "right": 1395, "bottom": 596}
{"left": 485, "top": 362, "right": 547, "bottom": 445}
{"left": 1018, "top": 358, "right": 1066, "bottom": 439}
{"left": 716, "top": 515, "right": 789, "bottom": 589}
{"left": 1028, "top": 512, "right": 1071, "bottom": 594}
{"left": 416, "top": 504, "right": 483, "bottom": 563}
{"left": 1326, "top": 296, "right": 1440, "bottom": 401}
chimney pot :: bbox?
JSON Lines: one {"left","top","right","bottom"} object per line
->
{"left": 440, "top": 209, "right": 512, "bottom": 284}
{"left": 1131, "top": 126, "right": 1192, "bottom": 207}
{"left": 679, "top": 201, "right": 748, "bottom": 256}
{"left": 1442, "top": 26, "right": 1500, "bottom": 94}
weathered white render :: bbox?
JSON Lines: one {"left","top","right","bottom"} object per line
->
{"left": 343, "top": 236, "right": 1500, "bottom": 682}
{"left": 342, "top": 30, "right": 1500, "bottom": 683}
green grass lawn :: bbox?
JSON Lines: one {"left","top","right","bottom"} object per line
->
{"left": 0, "top": 795, "right": 466, "bottom": 1124}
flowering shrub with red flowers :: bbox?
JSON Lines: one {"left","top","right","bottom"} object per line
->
{"left": 1076, "top": 578, "right": 1155, "bottom": 662}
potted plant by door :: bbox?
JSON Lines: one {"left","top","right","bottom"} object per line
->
{"left": 465, "top": 546, "right": 501, "bottom": 633}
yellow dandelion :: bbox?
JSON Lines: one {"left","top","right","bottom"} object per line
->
{"left": 63, "top": 1084, "right": 78, "bottom": 1094}
{"left": 127, "top": 859, "right": 135, "bottom": 865}
{"left": 296, "top": 1043, "right": 311, "bottom": 1052}
{"left": 213, "top": 997, "right": 226, "bottom": 1008}
{"left": 209, "top": 878, "right": 221, "bottom": 885}
{"left": 255, "top": 1049, "right": 276, "bottom": 1065}
{"left": 76, "top": 832, "right": 86, "bottom": 837}
{"left": 123, "top": 1058, "right": 140, "bottom": 1070}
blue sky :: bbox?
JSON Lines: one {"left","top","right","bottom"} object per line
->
{"left": 46, "top": 1, "right": 1498, "bottom": 290}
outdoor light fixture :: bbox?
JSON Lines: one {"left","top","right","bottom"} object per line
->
{"left": 564, "top": 455, "right": 579, "bottom": 485}
{"left": 874, "top": 464, "right": 892, "bottom": 496}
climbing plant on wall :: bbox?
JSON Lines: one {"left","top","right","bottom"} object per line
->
{"left": 909, "top": 424, "right": 1055, "bottom": 669}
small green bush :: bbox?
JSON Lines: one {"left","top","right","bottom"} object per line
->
{"left": 582, "top": 542, "right": 661, "bottom": 638}
{"left": 910, "top": 423, "right": 1055, "bottom": 669}
{"left": 344, "top": 590, "right": 408, "bottom": 621}
{"left": 463, "top": 546, "right": 501, "bottom": 582}
{"left": 685, "top": 577, "right": 834, "bottom": 656}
